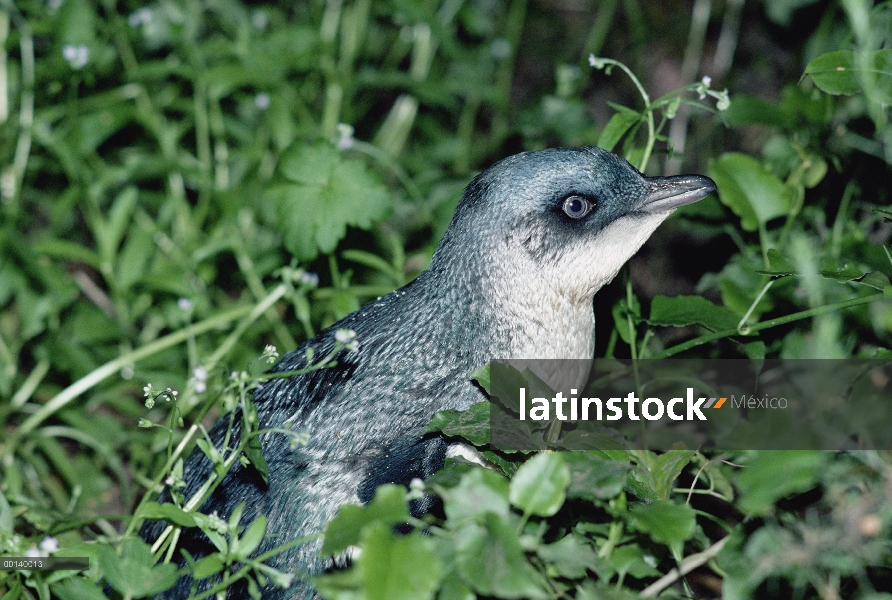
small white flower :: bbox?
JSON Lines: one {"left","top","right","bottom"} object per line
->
{"left": 263, "top": 344, "right": 280, "bottom": 363}
{"left": 701, "top": 75, "right": 712, "bottom": 87}
{"left": 193, "top": 366, "right": 208, "bottom": 381}
{"left": 164, "top": 476, "right": 176, "bottom": 486}
{"left": 39, "top": 537, "right": 59, "bottom": 555}
{"left": 178, "top": 298, "right": 193, "bottom": 312}
{"left": 251, "top": 10, "right": 269, "bottom": 30}
{"left": 335, "top": 329, "right": 356, "bottom": 344}
{"left": 300, "top": 271, "right": 320, "bottom": 287}
{"left": 194, "top": 381, "right": 206, "bottom": 394}
{"left": 144, "top": 383, "right": 155, "bottom": 397}
{"left": 62, "top": 44, "right": 89, "bottom": 69}
{"left": 336, "top": 123, "right": 354, "bottom": 150}
{"left": 120, "top": 365, "right": 134, "bottom": 380}
{"left": 208, "top": 511, "right": 228, "bottom": 533}
{"left": 145, "top": 397, "right": 155, "bottom": 409}
{"left": 25, "top": 545, "right": 42, "bottom": 558}
{"left": 254, "top": 92, "right": 271, "bottom": 110}
{"left": 128, "top": 7, "right": 153, "bottom": 27}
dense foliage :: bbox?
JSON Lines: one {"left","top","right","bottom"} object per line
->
{"left": 1, "top": 0, "right": 891, "bottom": 598}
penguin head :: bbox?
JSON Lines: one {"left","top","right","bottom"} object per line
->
{"left": 432, "top": 147, "right": 716, "bottom": 304}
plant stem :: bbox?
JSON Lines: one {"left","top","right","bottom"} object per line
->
{"left": 652, "top": 291, "right": 887, "bottom": 359}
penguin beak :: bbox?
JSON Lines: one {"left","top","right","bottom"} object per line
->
{"left": 638, "top": 174, "right": 716, "bottom": 213}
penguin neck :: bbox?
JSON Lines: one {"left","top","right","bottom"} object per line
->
{"left": 426, "top": 247, "right": 596, "bottom": 361}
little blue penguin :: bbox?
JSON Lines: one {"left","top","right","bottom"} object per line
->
{"left": 146, "top": 146, "right": 715, "bottom": 598}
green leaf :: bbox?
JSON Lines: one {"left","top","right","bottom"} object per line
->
{"left": 33, "top": 238, "right": 101, "bottom": 268}
{"left": 441, "top": 468, "right": 510, "bottom": 523}
{"left": 140, "top": 502, "right": 197, "bottom": 528}
{"left": 853, "top": 271, "right": 891, "bottom": 290}
{"left": 648, "top": 295, "right": 740, "bottom": 332}
{"left": 536, "top": 534, "right": 600, "bottom": 579}
{"left": 819, "top": 261, "right": 864, "bottom": 282}
{"left": 98, "top": 538, "right": 179, "bottom": 597}
{"left": 268, "top": 141, "right": 392, "bottom": 261}
{"left": 635, "top": 450, "right": 695, "bottom": 501}
{"left": 805, "top": 49, "right": 892, "bottom": 103}
{"left": 609, "top": 544, "right": 662, "bottom": 580}
{"left": 192, "top": 554, "right": 225, "bottom": 580}
{"left": 52, "top": 577, "right": 108, "bottom": 600}
{"left": 509, "top": 453, "right": 570, "bottom": 517}
{"left": 357, "top": 524, "right": 442, "bottom": 600}
{"left": 562, "top": 452, "right": 630, "bottom": 501}
{"left": 757, "top": 248, "right": 795, "bottom": 278}
{"left": 115, "top": 227, "right": 154, "bottom": 291}
{"left": 0, "top": 491, "right": 12, "bottom": 534}
{"left": 597, "top": 107, "right": 641, "bottom": 152}
{"left": 470, "top": 364, "right": 490, "bottom": 394}
{"left": 424, "top": 401, "right": 490, "bottom": 446}
{"left": 94, "top": 187, "right": 138, "bottom": 265}
{"left": 735, "top": 451, "right": 828, "bottom": 514}
{"left": 629, "top": 501, "right": 697, "bottom": 547}
{"left": 708, "top": 153, "right": 794, "bottom": 231}
{"left": 454, "top": 516, "right": 547, "bottom": 599}
{"left": 234, "top": 515, "right": 267, "bottom": 560}
{"left": 321, "top": 485, "right": 410, "bottom": 555}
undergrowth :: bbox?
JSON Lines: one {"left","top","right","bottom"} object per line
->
{"left": 1, "top": 0, "right": 891, "bottom": 599}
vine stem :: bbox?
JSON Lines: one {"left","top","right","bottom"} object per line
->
{"left": 590, "top": 56, "right": 656, "bottom": 171}
{"left": 651, "top": 290, "right": 887, "bottom": 359}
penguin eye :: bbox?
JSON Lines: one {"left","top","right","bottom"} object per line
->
{"left": 562, "top": 195, "right": 593, "bottom": 219}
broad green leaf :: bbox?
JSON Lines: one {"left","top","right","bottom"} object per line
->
{"left": 424, "top": 401, "right": 490, "bottom": 446}
{"left": 719, "top": 254, "right": 776, "bottom": 319}
{"left": 470, "top": 364, "right": 490, "bottom": 394}
{"left": 756, "top": 249, "right": 795, "bottom": 279}
{"left": 357, "top": 525, "right": 442, "bottom": 600}
{"left": 267, "top": 141, "right": 392, "bottom": 261}
{"left": 441, "top": 468, "right": 510, "bottom": 523}
{"left": 536, "top": 534, "right": 601, "bottom": 579}
{"left": 192, "top": 554, "right": 225, "bottom": 579}
{"left": 597, "top": 107, "right": 640, "bottom": 152}
{"left": 648, "top": 295, "right": 740, "bottom": 332}
{"left": 735, "top": 451, "right": 828, "bottom": 514}
{"left": 52, "top": 577, "right": 108, "bottom": 600}
{"left": 98, "top": 538, "right": 179, "bottom": 597}
{"left": 805, "top": 49, "right": 892, "bottom": 103}
{"left": 562, "top": 452, "right": 630, "bottom": 501}
{"left": 509, "top": 452, "right": 570, "bottom": 517}
{"left": 629, "top": 500, "right": 697, "bottom": 547}
{"left": 708, "top": 153, "right": 794, "bottom": 231}
{"left": 609, "top": 544, "right": 662, "bottom": 580}
{"left": 322, "top": 485, "right": 409, "bottom": 555}
{"left": 454, "top": 516, "right": 547, "bottom": 599}
{"left": 635, "top": 450, "right": 695, "bottom": 501}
